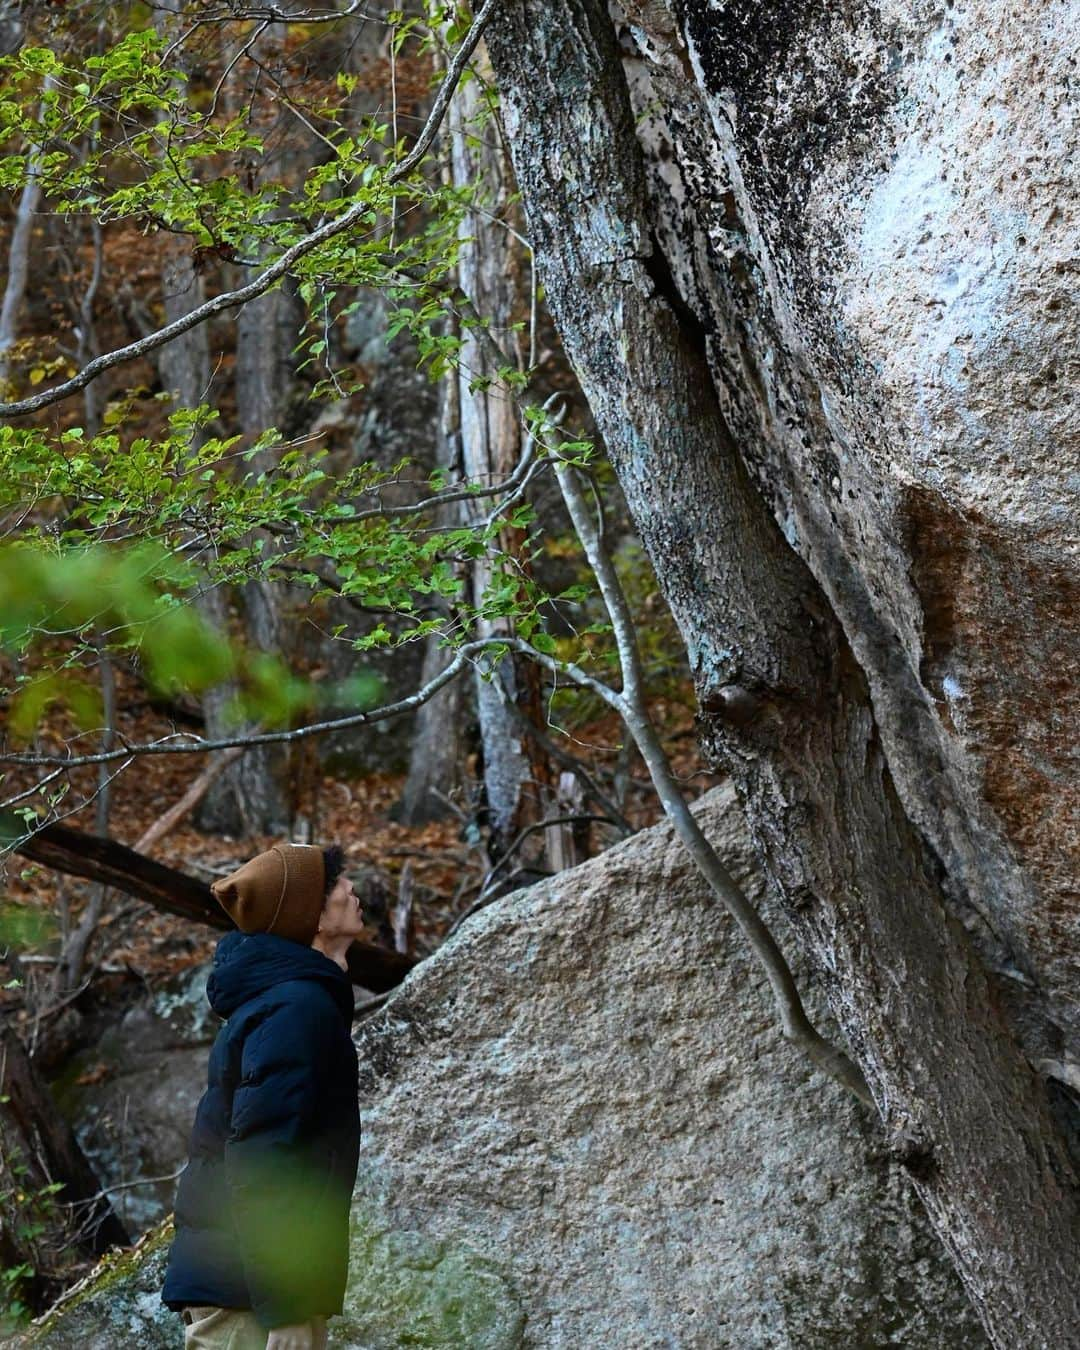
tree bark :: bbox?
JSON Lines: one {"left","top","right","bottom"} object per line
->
{"left": 399, "top": 261, "right": 473, "bottom": 826}
{"left": 0, "top": 153, "right": 40, "bottom": 392}
{"left": 196, "top": 18, "right": 299, "bottom": 837}
{"left": 485, "top": 3, "right": 1080, "bottom": 1344}
{"left": 53, "top": 650, "right": 115, "bottom": 994}
{"left": 0, "top": 1023, "right": 129, "bottom": 1310}
{"left": 150, "top": 0, "right": 268, "bottom": 838}
{"left": 446, "top": 40, "right": 553, "bottom": 866}
{"left": 0, "top": 72, "right": 54, "bottom": 394}
{"left": 397, "top": 624, "right": 471, "bottom": 824}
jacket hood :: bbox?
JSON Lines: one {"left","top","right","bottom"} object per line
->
{"left": 207, "top": 930, "right": 354, "bottom": 1020}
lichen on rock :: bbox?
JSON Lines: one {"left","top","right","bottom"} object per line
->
{"left": 335, "top": 1199, "right": 525, "bottom": 1348}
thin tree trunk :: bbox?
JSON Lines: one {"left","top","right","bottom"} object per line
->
{"left": 153, "top": 0, "right": 211, "bottom": 416}
{"left": 398, "top": 173, "right": 473, "bottom": 824}
{"left": 485, "top": 3, "right": 1080, "bottom": 1343}
{"left": 0, "top": 4, "right": 24, "bottom": 59}
{"left": 152, "top": 4, "right": 295, "bottom": 838}
{"left": 397, "top": 622, "right": 471, "bottom": 824}
{"left": 150, "top": 0, "right": 255, "bottom": 837}
{"left": 0, "top": 74, "right": 54, "bottom": 392}
{"left": 70, "top": 217, "right": 105, "bottom": 437}
{"left": 447, "top": 39, "right": 551, "bottom": 867}
{"left": 0, "top": 177, "right": 40, "bottom": 388}
{"left": 224, "top": 17, "right": 321, "bottom": 836}
{"left": 155, "top": 249, "right": 257, "bottom": 838}
{"left": 220, "top": 319, "right": 300, "bottom": 836}
{"left": 53, "top": 650, "right": 115, "bottom": 994}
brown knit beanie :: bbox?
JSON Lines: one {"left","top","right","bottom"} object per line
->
{"left": 210, "top": 843, "right": 326, "bottom": 945}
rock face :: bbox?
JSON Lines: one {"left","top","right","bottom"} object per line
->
{"left": 621, "top": 0, "right": 1079, "bottom": 1083}
{"left": 345, "top": 786, "right": 983, "bottom": 1348}
{"left": 481, "top": 5, "right": 1079, "bottom": 1336}
{"left": 11, "top": 1226, "right": 180, "bottom": 1350}
{"left": 26, "top": 789, "right": 984, "bottom": 1347}
{"left": 50, "top": 968, "right": 215, "bottom": 1235}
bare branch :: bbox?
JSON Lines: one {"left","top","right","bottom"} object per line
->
{"left": 463, "top": 811, "right": 616, "bottom": 916}
{"left": 0, "top": 637, "right": 504, "bottom": 770}
{"left": 349, "top": 428, "right": 542, "bottom": 523}
{"left": 493, "top": 687, "right": 633, "bottom": 835}
{"left": 552, "top": 454, "right": 872, "bottom": 1106}
{"left": 163, "top": 0, "right": 390, "bottom": 53}
{"left": 54, "top": 647, "right": 117, "bottom": 993}
{"left": 62, "top": 1165, "right": 185, "bottom": 1213}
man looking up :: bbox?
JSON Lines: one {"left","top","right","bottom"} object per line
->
{"left": 163, "top": 843, "right": 365, "bottom": 1350}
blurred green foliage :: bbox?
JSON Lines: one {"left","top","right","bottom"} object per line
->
{"left": 0, "top": 900, "right": 57, "bottom": 949}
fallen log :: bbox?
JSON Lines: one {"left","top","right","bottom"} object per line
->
{"left": 0, "top": 816, "right": 420, "bottom": 994}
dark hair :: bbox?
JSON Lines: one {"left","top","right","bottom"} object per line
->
{"left": 322, "top": 845, "right": 345, "bottom": 899}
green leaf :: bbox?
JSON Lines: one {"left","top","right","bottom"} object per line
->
{"left": 0, "top": 902, "right": 57, "bottom": 950}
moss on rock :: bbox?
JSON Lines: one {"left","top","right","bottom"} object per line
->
{"left": 15, "top": 1203, "right": 523, "bottom": 1350}
{"left": 16, "top": 1221, "right": 179, "bottom": 1349}
{"left": 336, "top": 1200, "right": 525, "bottom": 1349}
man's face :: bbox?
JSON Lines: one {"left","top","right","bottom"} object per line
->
{"left": 320, "top": 871, "right": 366, "bottom": 940}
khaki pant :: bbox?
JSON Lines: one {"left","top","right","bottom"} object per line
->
{"left": 181, "top": 1306, "right": 328, "bottom": 1350}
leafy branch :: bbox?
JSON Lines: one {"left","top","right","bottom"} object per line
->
{"left": 0, "top": 0, "right": 500, "bottom": 419}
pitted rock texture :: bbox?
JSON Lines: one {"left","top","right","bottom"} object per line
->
{"left": 349, "top": 786, "right": 983, "bottom": 1348}
{"left": 22, "top": 790, "right": 984, "bottom": 1348}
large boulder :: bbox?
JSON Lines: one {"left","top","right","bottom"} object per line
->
{"left": 23, "top": 788, "right": 984, "bottom": 1348}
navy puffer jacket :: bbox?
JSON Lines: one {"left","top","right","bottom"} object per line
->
{"left": 162, "top": 932, "right": 360, "bottom": 1329}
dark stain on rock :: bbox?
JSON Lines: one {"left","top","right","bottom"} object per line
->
{"left": 355, "top": 995, "right": 438, "bottom": 1097}
{"left": 673, "top": 0, "right": 900, "bottom": 302}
